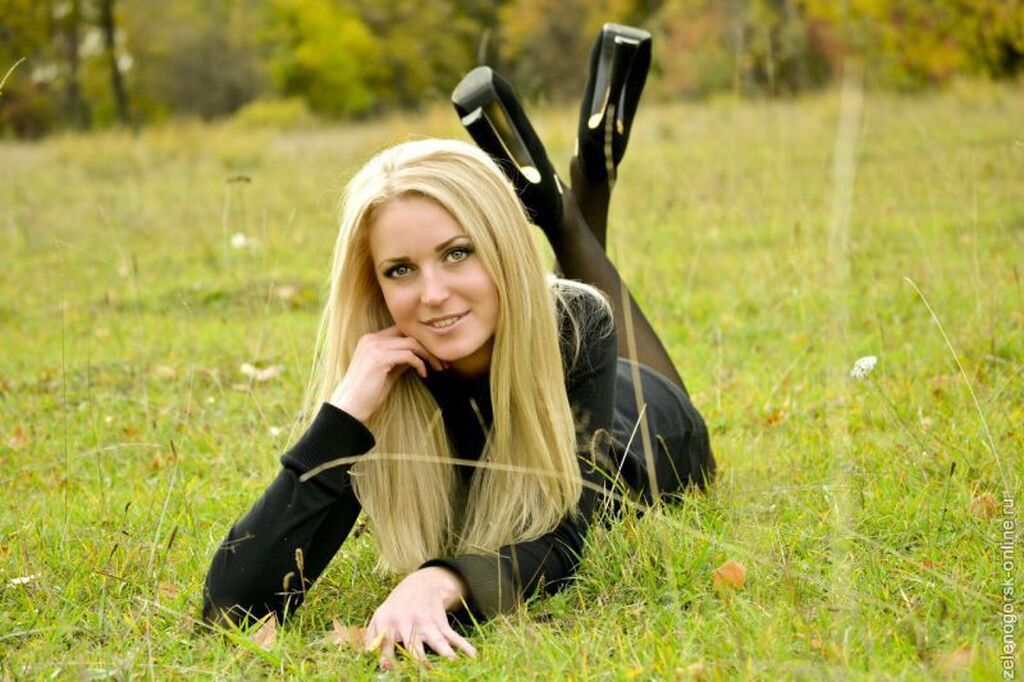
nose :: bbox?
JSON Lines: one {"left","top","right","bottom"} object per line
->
{"left": 419, "top": 266, "right": 450, "bottom": 307}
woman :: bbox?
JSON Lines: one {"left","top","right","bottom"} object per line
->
{"left": 203, "top": 29, "right": 714, "bottom": 668}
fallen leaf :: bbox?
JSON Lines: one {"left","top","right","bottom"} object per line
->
{"left": 153, "top": 364, "right": 177, "bottom": 380}
{"left": 158, "top": 581, "right": 179, "bottom": 602}
{"left": 712, "top": 559, "right": 747, "bottom": 590}
{"left": 8, "top": 425, "right": 29, "bottom": 449}
{"left": 327, "top": 618, "right": 365, "bottom": 649}
{"left": 681, "top": 662, "right": 707, "bottom": 680}
{"left": 252, "top": 614, "right": 277, "bottom": 650}
{"left": 240, "top": 363, "right": 283, "bottom": 383}
{"left": 149, "top": 450, "right": 176, "bottom": 471}
{"left": 274, "top": 284, "right": 299, "bottom": 302}
{"left": 936, "top": 645, "right": 972, "bottom": 673}
{"left": 968, "top": 492, "right": 997, "bottom": 518}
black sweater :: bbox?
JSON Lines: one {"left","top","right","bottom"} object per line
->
{"left": 202, "top": 295, "right": 619, "bottom": 625}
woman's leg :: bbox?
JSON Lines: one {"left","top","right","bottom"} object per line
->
{"left": 548, "top": 159, "right": 690, "bottom": 397}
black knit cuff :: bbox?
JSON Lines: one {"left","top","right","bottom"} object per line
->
{"left": 280, "top": 402, "right": 375, "bottom": 493}
{"left": 420, "top": 554, "right": 518, "bottom": 622}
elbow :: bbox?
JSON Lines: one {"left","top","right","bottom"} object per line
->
{"left": 201, "top": 582, "right": 254, "bottom": 629}
{"left": 201, "top": 569, "right": 280, "bottom": 629}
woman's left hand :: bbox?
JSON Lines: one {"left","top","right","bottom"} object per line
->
{"left": 364, "top": 566, "right": 478, "bottom": 669}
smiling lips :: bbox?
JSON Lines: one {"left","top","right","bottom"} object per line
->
{"left": 424, "top": 311, "right": 468, "bottom": 329}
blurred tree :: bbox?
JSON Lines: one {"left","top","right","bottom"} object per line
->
{"left": 805, "top": 0, "right": 1023, "bottom": 88}
{"left": 347, "top": 0, "right": 478, "bottom": 108}
{"left": 499, "top": 0, "right": 654, "bottom": 100}
{"left": 266, "top": 0, "right": 383, "bottom": 117}
{"left": 0, "top": 0, "right": 56, "bottom": 135}
{"left": 654, "top": 0, "right": 831, "bottom": 98}
{"left": 121, "top": 0, "right": 269, "bottom": 121}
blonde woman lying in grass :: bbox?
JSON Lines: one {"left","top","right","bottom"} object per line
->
{"left": 204, "top": 40, "right": 713, "bottom": 668}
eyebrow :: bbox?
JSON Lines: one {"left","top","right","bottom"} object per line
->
{"left": 377, "top": 236, "right": 469, "bottom": 268}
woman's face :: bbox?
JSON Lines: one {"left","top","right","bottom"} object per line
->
{"left": 369, "top": 195, "right": 500, "bottom": 378}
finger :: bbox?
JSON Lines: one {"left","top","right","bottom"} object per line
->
{"left": 378, "top": 637, "right": 395, "bottom": 671}
{"left": 410, "top": 639, "right": 432, "bottom": 667}
{"left": 380, "top": 336, "right": 445, "bottom": 372}
{"left": 422, "top": 631, "right": 458, "bottom": 661}
{"left": 391, "top": 350, "right": 428, "bottom": 379}
{"left": 443, "top": 626, "right": 477, "bottom": 658}
{"left": 364, "top": 625, "right": 385, "bottom": 653}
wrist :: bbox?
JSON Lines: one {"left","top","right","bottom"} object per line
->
{"left": 422, "top": 566, "right": 468, "bottom": 611}
{"left": 329, "top": 396, "right": 369, "bottom": 424}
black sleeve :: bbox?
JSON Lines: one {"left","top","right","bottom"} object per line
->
{"left": 202, "top": 402, "right": 376, "bottom": 626}
{"left": 420, "top": 298, "right": 619, "bottom": 621}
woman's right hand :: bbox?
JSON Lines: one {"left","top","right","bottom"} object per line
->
{"left": 329, "top": 326, "right": 446, "bottom": 424}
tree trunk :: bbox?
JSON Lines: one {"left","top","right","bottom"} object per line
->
{"left": 63, "top": 0, "right": 91, "bottom": 129}
{"left": 99, "top": 0, "right": 130, "bottom": 124}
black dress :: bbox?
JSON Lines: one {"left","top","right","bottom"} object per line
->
{"left": 202, "top": 291, "right": 714, "bottom": 626}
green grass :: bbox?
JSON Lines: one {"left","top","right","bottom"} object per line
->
{"left": 1, "top": 79, "right": 1021, "bottom": 679}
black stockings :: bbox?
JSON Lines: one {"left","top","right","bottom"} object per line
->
{"left": 545, "top": 157, "right": 690, "bottom": 397}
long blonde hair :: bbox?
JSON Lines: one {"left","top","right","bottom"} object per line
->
{"left": 301, "top": 138, "right": 612, "bottom": 573}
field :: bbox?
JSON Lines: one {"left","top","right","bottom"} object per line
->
{"left": 1, "top": 79, "right": 1021, "bottom": 678}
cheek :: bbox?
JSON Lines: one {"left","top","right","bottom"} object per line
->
{"left": 381, "top": 287, "right": 417, "bottom": 327}
{"left": 473, "top": 272, "right": 500, "bottom": 322}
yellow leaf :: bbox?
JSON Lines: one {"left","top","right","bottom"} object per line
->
{"left": 712, "top": 559, "right": 747, "bottom": 590}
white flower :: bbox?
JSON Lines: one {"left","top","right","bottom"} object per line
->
{"left": 270, "top": 426, "right": 282, "bottom": 437}
{"left": 230, "top": 233, "right": 257, "bottom": 249}
{"left": 850, "top": 355, "right": 878, "bottom": 380}
{"left": 8, "top": 574, "right": 38, "bottom": 587}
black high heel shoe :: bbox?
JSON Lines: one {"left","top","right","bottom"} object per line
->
{"left": 576, "top": 23, "right": 652, "bottom": 185}
{"left": 451, "top": 66, "right": 563, "bottom": 236}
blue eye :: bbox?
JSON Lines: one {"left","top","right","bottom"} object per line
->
{"left": 383, "top": 245, "right": 473, "bottom": 279}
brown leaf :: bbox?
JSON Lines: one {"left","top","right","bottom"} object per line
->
{"left": 157, "top": 581, "right": 179, "bottom": 602}
{"left": 712, "top": 559, "right": 747, "bottom": 590}
{"left": 8, "top": 425, "right": 29, "bottom": 449}
{"left": 326, "top": 617, "right": 365, "bottom": 649}
{"left": 252, "top": 614, "right": 277, "bottom": 650}
{"left": 149, "top": 450, "right": 176, "bottom": 471}
{"left": 968, "top": 492, "right": 998, "bottom": 519}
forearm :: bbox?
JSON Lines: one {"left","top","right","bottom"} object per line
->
{"left": 203, "top": 402, "right": 376, "bottom": 625}
{"left": 203, "top": 467, "right": 362, "bottom": 625}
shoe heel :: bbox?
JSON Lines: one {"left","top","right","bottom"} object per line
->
{"left": 577, "top": 23, "right": 652, "bottom": 184}
{"left": 452, "top": 66, "right": 563, "bottom": 235}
